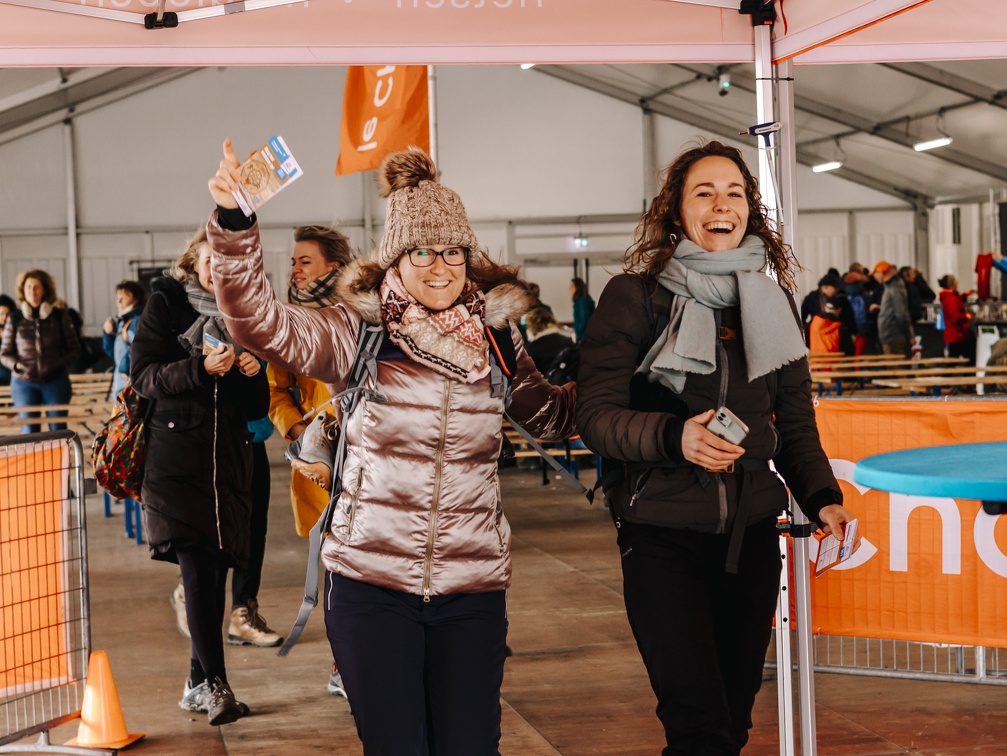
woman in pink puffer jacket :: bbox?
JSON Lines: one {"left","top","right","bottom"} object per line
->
{"left": 207, "top": 142, "right": 575, "bottom": 755}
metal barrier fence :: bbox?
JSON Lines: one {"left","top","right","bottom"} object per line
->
{"left": 769, "top": 632, "right": 1007, "bottom": 686}
{"left": 0, "top": 431, "right": 91, "bottom": 752}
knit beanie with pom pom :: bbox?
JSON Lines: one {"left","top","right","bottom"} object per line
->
{"left": 376, "top": 147, "right": 480, "bottom": 270}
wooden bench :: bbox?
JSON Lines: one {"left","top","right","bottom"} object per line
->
{"left": 872, "top": 375, "right": 1007, "bottom": 396}
{"left": 0, "top": 400, "right": 113, "bottom": 438}
{"left": 809, "top": 360, "right": 989, "bottom": 396}
{"left": 503, "top": 424, "right": 597, "bottom": 485}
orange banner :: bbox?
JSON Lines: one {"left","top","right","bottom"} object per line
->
{"left": 0, "top": 445, "right": 71, "bottom": 695}
{"left": 810, "top": 399, "right": 1007, "bottom": 647}
{"left": 336, "top": 65, "right": 430, "bottom": 177}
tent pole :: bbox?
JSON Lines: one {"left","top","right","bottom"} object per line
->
{"left": 642, "top": 106, "right": 658, "bottom": 211}
{"left": 427, "top": 65, "right": 439, "bottom": 167}
{"left": 63, "top": 119, "right": 81, "bottom": 313}
{"left": 776, "top": 52, "right": 819, "bottom": 756}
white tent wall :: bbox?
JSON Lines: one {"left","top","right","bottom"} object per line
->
{"left": 0, "top": 63, "right": 925, "bottom": 334}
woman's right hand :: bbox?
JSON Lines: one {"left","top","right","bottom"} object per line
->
{"left": 207, "top": 138, "right": 241, "bottom": 210}
{"left": 102, "top": 317, "right": 115, "bottom": 335}
{"left": 289, "top": 421, "right": 308, "bottom": 441}
{"left": 680, "top": 409, "right": 745, "bottom": 472}
{"left": 203, "top": 343, "right": 235, "bottom": 375}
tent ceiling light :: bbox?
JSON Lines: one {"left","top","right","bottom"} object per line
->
{"left": 913, "top": 136, "right": 953, "bottom": 152}
{"left": 520, "top": 63, "right": 536, "bottom": 70}
{"left": 812, "top": 161, "right": 843, "bottom": 173}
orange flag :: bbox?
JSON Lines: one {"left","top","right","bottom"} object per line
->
{"left": 336, "top": 65, "right": 430, "bottom": 176}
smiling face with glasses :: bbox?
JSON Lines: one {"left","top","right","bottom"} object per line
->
{"left": 397, "top": 244, "right": 470, "bottom": 311}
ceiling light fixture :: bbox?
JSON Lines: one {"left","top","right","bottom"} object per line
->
{"left": 913, "top": 109, "right": 953, "bottom": 152}
{"left": 520, "top": 63, "right": 536, "bottom": 70}
{"left": 812, "top": 161, "right": 843, "bottom": 173}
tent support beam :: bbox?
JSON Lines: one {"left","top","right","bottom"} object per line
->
{"left": 62, "top": 120, "right": 80, "bottom": 312}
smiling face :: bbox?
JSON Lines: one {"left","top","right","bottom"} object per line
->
{"left": 396, "top": 244, "right": 467, "bottom": 311}
{"left": 195, "top": 243, "right": 214, "bottom": 295}
{"left": 291, "top": 240, "right": 339, "bottom": 290}
{"left": 677, "top": 156, "right": 750, "bottom": 252}
{"left": 23, "top": 277, "right": 45, "bottom": 309}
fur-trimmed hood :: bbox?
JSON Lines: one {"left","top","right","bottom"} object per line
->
{"left": 335, "top": 253, "right": 533, "bottom": 330}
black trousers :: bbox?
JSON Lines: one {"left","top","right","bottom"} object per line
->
{"left": 231, "top": 441, "right": 270, "bottom": 608}
{"left": 177, "top": 546, "right": 230, "bottom": 685}
{"left": 617, "top": 516, "right": 781, "bottom": 756}
{"left": 324, "top": 572, "right": 508, "bottom": 756}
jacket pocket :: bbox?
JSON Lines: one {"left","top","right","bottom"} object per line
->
{"left": 149, "top": 407, "right": 206, "bottom": 433}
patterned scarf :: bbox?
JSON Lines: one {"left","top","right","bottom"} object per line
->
{"left": 179, "top": 278, "right": 245, "bottom": 357}
{"left": 639, "top": 236, "right": 806, "bottom": 393}
{"left": 379, "top": 266, "right": 490, "bottom": 383}
{"left": 287, "top": 268, "right": 340, "bottom": 309}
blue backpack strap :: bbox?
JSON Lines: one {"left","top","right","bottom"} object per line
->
{"left": 278, "top": 320, "right": 385, "bottom": 657}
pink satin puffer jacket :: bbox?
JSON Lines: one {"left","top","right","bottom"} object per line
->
{"left": 208, "top": 214, "right": 576, "bottom": 599}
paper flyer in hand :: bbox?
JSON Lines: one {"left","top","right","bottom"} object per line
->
{"left": 231, "top": 136, "right": 303, "bottom": 217}
{"left": 814, "top": 518, "right": 858, "bottom": 577}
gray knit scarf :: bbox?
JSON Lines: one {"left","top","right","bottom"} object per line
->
{"left": 639, "top": 235, "right": 807, "bottom": 393}
{"left": 179, "top": 278, "right": 245, "bottom": 357}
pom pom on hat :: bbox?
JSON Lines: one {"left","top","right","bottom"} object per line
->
{"left": 377, "top": 147, "right": 438, "bottom": 198}
{"left": 375, "top": 147, "right": 480, "bottom": 270}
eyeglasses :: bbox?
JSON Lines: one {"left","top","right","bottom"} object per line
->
{"left": 406, "top": 247, "right": 469, "bottom": 267}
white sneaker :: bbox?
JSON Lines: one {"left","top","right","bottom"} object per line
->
{"left": 179, "top": 679, "right": 211, "bottom": 712}
{"left": 227, "top": 600, "right": 283, "bottom": 648}
{"left": 285, "top": 413, "right": 338, "bottom": 491}
{"left": 170, "top": 582, "right": 190, "bottom": 639}
{"left": 327, "top": 664, "right": 347, "bottom": 699}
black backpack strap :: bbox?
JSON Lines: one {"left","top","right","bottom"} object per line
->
{"left": 278, "top": 320, "right": 385, "bottom": 657}
{"left": 485, "top": 325, "right": 591, "bottom": 501}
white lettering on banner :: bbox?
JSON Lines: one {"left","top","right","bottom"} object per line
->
{"left": 974, "top": 509, "right": 1007, "bottom": 578}
{"left": 356, "top": 67, "right": 397, "bottom": 155}
{"left": 889, "top": 493, "right": 961, "bottom": 574}
{"left": 827, "top": 457, "right": 1007, "bottom": 577}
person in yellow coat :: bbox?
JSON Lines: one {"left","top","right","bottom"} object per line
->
{"left": 266, "top": 224, "right": 353, "bottom": 697}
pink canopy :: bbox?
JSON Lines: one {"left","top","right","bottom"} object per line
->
{"left": 0, "top": 0, "right": 1003, "bottom": 67}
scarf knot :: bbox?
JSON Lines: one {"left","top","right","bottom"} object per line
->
{"left": 179, "top": 278, "right": 245, "bottom": 357}
{"left": 640, "top": 236, "right": 807, "bottom": 393}
{"left": 379, "top": 268, "right": 490, "bottom": 383}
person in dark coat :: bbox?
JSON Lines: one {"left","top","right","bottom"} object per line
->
{"left": 131, "top": 228, "right": 269, "bottom": 727}
{"left": 523, "top": 306, "right": 575, "bottom": 376}
{"left": 0, "top": 269, "right": 81, "bottom": 433}
{"left": 0, "top": 293, "right": 17, "bottom": 386}
{"left": 576, "top": 141, "right": 857, "bottom": 755}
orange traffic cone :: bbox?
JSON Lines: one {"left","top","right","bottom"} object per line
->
{"left": 65, "top": 650, "right": 144, "bottom": 750}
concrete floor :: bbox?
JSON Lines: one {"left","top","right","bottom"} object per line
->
{"left": 10, "top": 436, "right": 1007, "bottom": 755}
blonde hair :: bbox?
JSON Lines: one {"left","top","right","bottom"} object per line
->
{"left": 15, "top": 269, "right": 58, "bottom": 306}
{"left": 525, "top": 307, "right": 557, "bottom": 336}
{"left": 167, "top": 227, "right": 208, "bottom": 282}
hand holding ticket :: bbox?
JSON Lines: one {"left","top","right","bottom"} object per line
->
{"left": 814, "top": 518, "right": 859, "bottom": 577}
{"left": 229, "top": 136, "right": 303, "bottom": 217}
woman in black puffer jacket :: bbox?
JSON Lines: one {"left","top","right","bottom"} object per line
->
{"left": 130, "top": 228, "right": 268, "bottom": 727}
{"left": 0, "top": 269, "right": 80, "bottom": 433}
{"left": 577, "top": 141, "right": 857, "bottom": 756}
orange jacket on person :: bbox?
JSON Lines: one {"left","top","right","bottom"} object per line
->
{"left": 809, "top": 313, "right": 842, "bottom": 354}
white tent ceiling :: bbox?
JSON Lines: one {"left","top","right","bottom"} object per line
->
{"left": 0, "top": 0, "right": 1006, "bottom": 208}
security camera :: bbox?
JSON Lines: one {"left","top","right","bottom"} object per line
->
{"left": 718, "top": 72, "right": 731, "bottom": 97}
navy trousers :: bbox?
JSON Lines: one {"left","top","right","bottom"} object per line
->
{"left": 324, "top": 572, "right": 507, "bottom": 756}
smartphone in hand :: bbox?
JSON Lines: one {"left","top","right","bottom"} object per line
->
{"left": 705, "top": 406, "right": 749, "bottom": 445}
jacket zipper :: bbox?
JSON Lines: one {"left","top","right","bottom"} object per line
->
{"left": 346, "top": 466, "right": 365, "bottom": 537}
{"left": 715, "top": 311, "right": 729, "bottom": 535}
{"left": 212, "top": 377, "right": 223, "bottom": 549}
{"left": 422, "top": 378, "right": 452, "bottom": 602}
{"left": 494, "top": 480, "right": 505, "bottom": 551}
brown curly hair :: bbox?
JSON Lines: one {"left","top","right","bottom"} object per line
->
{"left": 626, "top": 140, "right": 798, "bottom": 292}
